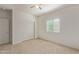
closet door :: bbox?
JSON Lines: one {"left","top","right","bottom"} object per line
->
{"left": 0, "top": 18, "right": 9, "bottom": 44}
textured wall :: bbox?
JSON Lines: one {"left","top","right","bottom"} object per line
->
{"left": 12, "top": 8, "right": 35, "bottom": 44}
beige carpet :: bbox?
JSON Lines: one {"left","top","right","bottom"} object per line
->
{"left": 0, "top": 39, "right": 79, "bottom": 54}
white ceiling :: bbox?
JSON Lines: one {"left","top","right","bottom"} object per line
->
{"left": 0, "top": 4, "right": 64, "bottom": 16}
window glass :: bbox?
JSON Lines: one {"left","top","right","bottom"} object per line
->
{"left": 47, "top": 18, "right": 60, "bottom": 33}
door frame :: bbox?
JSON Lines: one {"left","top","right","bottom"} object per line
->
{"left": 9, "top": 9, "right": 12, "bottom": 44}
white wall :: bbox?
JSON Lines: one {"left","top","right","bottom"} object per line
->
{"left": 12, "top": 8, "right": 35, "bottom": 44}
{"left": 37, "top": 5, "right": 79, "bottom": 49}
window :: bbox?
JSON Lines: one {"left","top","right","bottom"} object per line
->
{"left": 47, "top": 20, "right": 53, "bottom": 32}
{"left": 47, "top": 18, "right": 60, "bottom": 33}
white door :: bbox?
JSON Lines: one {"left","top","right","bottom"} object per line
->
{"left": 0, "top": 18, "right": 9, "bottom": 44}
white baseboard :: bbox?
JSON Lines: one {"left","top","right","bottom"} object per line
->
{"left": 12, "top": 36, "right": 38, "bottom": 45}
{"left": 39, "top": 37, "right": 79, "bottom": 51}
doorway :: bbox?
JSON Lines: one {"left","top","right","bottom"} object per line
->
{"left": 0, "top": 9, "right": 12, "bottom": 44}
